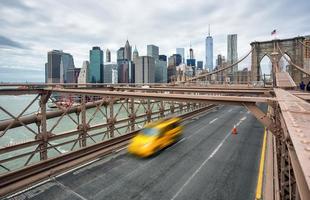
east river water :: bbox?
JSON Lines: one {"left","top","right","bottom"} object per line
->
{"left": 0, "top": 94, "right": 165, "bottom": 173}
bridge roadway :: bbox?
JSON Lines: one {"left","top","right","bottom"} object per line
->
{"left": 9, "top": 105, "right": 265, "bottom": 200}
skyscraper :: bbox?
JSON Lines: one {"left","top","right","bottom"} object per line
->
{"left": 159, "top": 55, "right": 167, "bottom": 62}
{"left": 216, "top": 54, "right": 223, "bottom": 67}
{"left": 117, "top": 47, "right": 125, "bottom": 62}
{"left": 106, "top": 49, "right": 111, "bottom": 62}
{"left": 104, "top": 63, "right": 117, "bottom": 83}
{"left": 159, "top": 55, "right": 168, "bottom": 83}
{"left": 227, "top": 34, "right": 238, "bottom": 73}
{"left": 156, "top": 59, "right": 167, "bottom": 83}
{"left": 168, "top": 54, "right": 182, "bottom": 83}
{"left": 187, "top": 47, "right": 196, "bottom": 76}
{"left": 60, "top": 52, "right": 75, "bottom": 83}
{"left": 124, "top": 40, "right": 132, "bottom": 61}
{"left": 135, "top": 56, "right": 155, "bottom": 83}
{"left": 46, "top": 50, "right": 75, "bottom": 83}
{"left": 197, "top": 61, "right": 203, "bottom": 69}
{"left": 78, "top": 61, "right": 90, "bottom": 85}
{"left": 47, "top": 50, "right": 62, "bottom": 83}
{"left": 176, "top": 48, "right": 185, "bottom": 63}
{"left": 133, "top": 46, "right": 139, "bottom": 63}
{"left": 172, "top": 54, "right": 182, "bottom": 66}
{"left": 147, "top": 44, "right": 165, "bottom": 83}
{"left": 205, "top": 25, "right": 213, "bottom": 71}
{"left": 147, "top": 45, "right": 159, "bottom": 60}
{"left": 189, "top": 47, "right": 194, "bottom": 59}
{"left": 118, "top": 61, "right": 135, "bottom": 83}
{"left": 89, "top": 46, "right": 104, "bottom": 83}
{"left": 66, "top": 68, "right": 80, "bottom": 83}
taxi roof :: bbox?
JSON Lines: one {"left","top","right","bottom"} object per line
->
{"left": 145, "top": 117, "right": 181, "bottom": 129}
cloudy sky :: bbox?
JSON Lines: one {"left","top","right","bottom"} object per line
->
{"left": 0, "top": 0, "right": 309, "bottom": 82}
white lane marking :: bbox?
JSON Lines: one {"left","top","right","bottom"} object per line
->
{"left": 6, "top": 179, "right": 52, "bottom": 198}
{"left": 58, "top": 158, "right": 100, "bottom": 176}
{"left": 7, "top": 157, "right": 101, "bottom": 198}
{"left": 114, "top": 146, "right": 128, "bottom": 153}
{"left": 240, "top": 116, "right": 247, "bottom": 121}
{"left": 209, "top": 118, "right": 218, "bottom": 124}
{"left": 177, "top": 137, "right": 186, "bottom": 144}
{"left": 170, "top": 132, "right": 230, "bottom": 200}
{"left": 171, "top": 114, "right": 248, "bottom": 200}
{"left": 228, "top": 109, "right": 232, "bottom": 112}
{"left": 53, "top": 178, "right": 88, "bottom": 200}
{"left": 235, "top": 116, "right": 247, "bottom": 127}
{"left": 166, "top": 138, "right": 186, "bottom": 151}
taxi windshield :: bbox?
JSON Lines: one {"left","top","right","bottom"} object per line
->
{"left": 141, "top": 128, "right": 160, "bottom": 136}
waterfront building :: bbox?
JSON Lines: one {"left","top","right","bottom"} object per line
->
{"left": 216, "top": 54, "right": 223, "bottom": 67}
{"left": 104, "top": 63, "right": 117, "bottom": 83}
{"left": 66, "top": 68, "right": 80, "bottom": 83}
{"left": 147, "top": 44, "right": 166, "bottom": 83}
{"left": 176, "top": 48, "right": 185, "bottom": 63}
{"left": 168, "top": 54, "right": 182, "bottom": 83}
{"left": 197, "top": 61, "right": 203, "bottom": 70}
{"left": 187, "top": 47, "right": 196, "bottom": 75}
{"left": 106, "top": 49, "right": 111, "bottom": 62}
{"left": 118, "top": 61, "right": 135, "bottom": 83}
{"left": 227, "top": 34, "right": 238, "bottom": 73}
{"left": 135, "top": 56, "right": 155, "bottom": 83}
{"left": 60, "top": 52, "right": 75, "bottom": 83}
{"left": 89, "top": 46, "right": 104, "bottom": 83}
{"left": 46, "top": 50, "right": 75, "bottom": 83}
{"left": 124, "top": 40, "right": 132, "bottom": 61}
{"left": 112, "top": 67, "right": 118, "bottom": 84}
{"left": 176, "top": 63, "right": 194, "bottom": 81}
{"left": 133, "top": 46, "right": 139, "bottom": 64}
{"left": 159, "top": 55, "right": 167, "bottom": 62}
{"left": 117, "top": 47, "right": 125, "bottom": 62}
{"left": 147, "top": 45, "right": 159, "bottom": 60}
{"left": 78, "top": 61, "right": 90, "bottom": 85}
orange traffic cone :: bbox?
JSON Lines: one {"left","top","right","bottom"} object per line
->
{"left": 232, "top": 125, "right": 237, "bottom": 135}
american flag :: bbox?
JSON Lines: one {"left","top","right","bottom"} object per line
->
{"left": 271, "top": 29, "right": 276, "bottom": 35}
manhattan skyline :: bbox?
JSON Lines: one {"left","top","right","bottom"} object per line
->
{"left": 0, "top": 0, "right": 310, "bottom": 82}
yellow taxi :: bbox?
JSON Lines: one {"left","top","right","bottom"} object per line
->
{"left": 128, "top": 117, "right": 183, "bottom": 157}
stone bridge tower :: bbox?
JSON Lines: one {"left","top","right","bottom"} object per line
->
{"left": 250, "top": 36, "right": 305, "bottom": 83}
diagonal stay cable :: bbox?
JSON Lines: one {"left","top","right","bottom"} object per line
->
{"left": 298, "top": 40, "right": 310, "bottom": 49}
{"left": 277, "top": 43, "right": 310, "bottom": 76}
{"left": 184, "top": 47, "right": 254, "bottom": 82}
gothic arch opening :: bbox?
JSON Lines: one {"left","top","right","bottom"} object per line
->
{"left": 278, "top": 52, "right": 292, "bottom": 73}
{"left": 259, "top": 54, "right": 272, "bottom": 81}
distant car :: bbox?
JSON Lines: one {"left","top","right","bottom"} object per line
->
{"left": 128, "top": 117, "right": 183, "bottom": 157}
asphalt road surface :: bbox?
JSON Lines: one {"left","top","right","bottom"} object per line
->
{"left": 9, "top": 105, "right": 265, "bottom": 200}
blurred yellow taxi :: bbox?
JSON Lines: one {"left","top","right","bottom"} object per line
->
{"left": 128, "top": 117, "right": 183, "bottom": 157}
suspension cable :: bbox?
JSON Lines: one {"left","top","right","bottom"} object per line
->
{"left": 183, "top": 47, "right": 254, "bottom": 83}
{"left": 277, "top": 43, "right": 310, "bottom": 77}
{"left": 298, "top": 40, "right": 310, "bottom": 49}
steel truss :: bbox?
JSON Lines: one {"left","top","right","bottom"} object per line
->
{"left": 0, "top": 89, "right": 208, "bottom": 174}
{"left": 0, "top": 85, "right": 309, "bottom": 199}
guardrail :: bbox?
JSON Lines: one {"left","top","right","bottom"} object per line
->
{"left": 0, "top": 104, "right": 216, "bottom": 197}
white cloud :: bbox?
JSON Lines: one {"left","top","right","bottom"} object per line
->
{"left": 0, "top": 0, "right": 309, "bottom": 79}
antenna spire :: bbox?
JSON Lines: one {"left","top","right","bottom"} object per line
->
{"left": 208, "top": 24, "right": 210, "bottom": 36}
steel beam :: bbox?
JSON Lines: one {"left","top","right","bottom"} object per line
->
{"left": 243, "top": 103, "right": 276, "bottom": 133}
{"left": 46, "top": 88, "right": 275, "bottom": 105}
